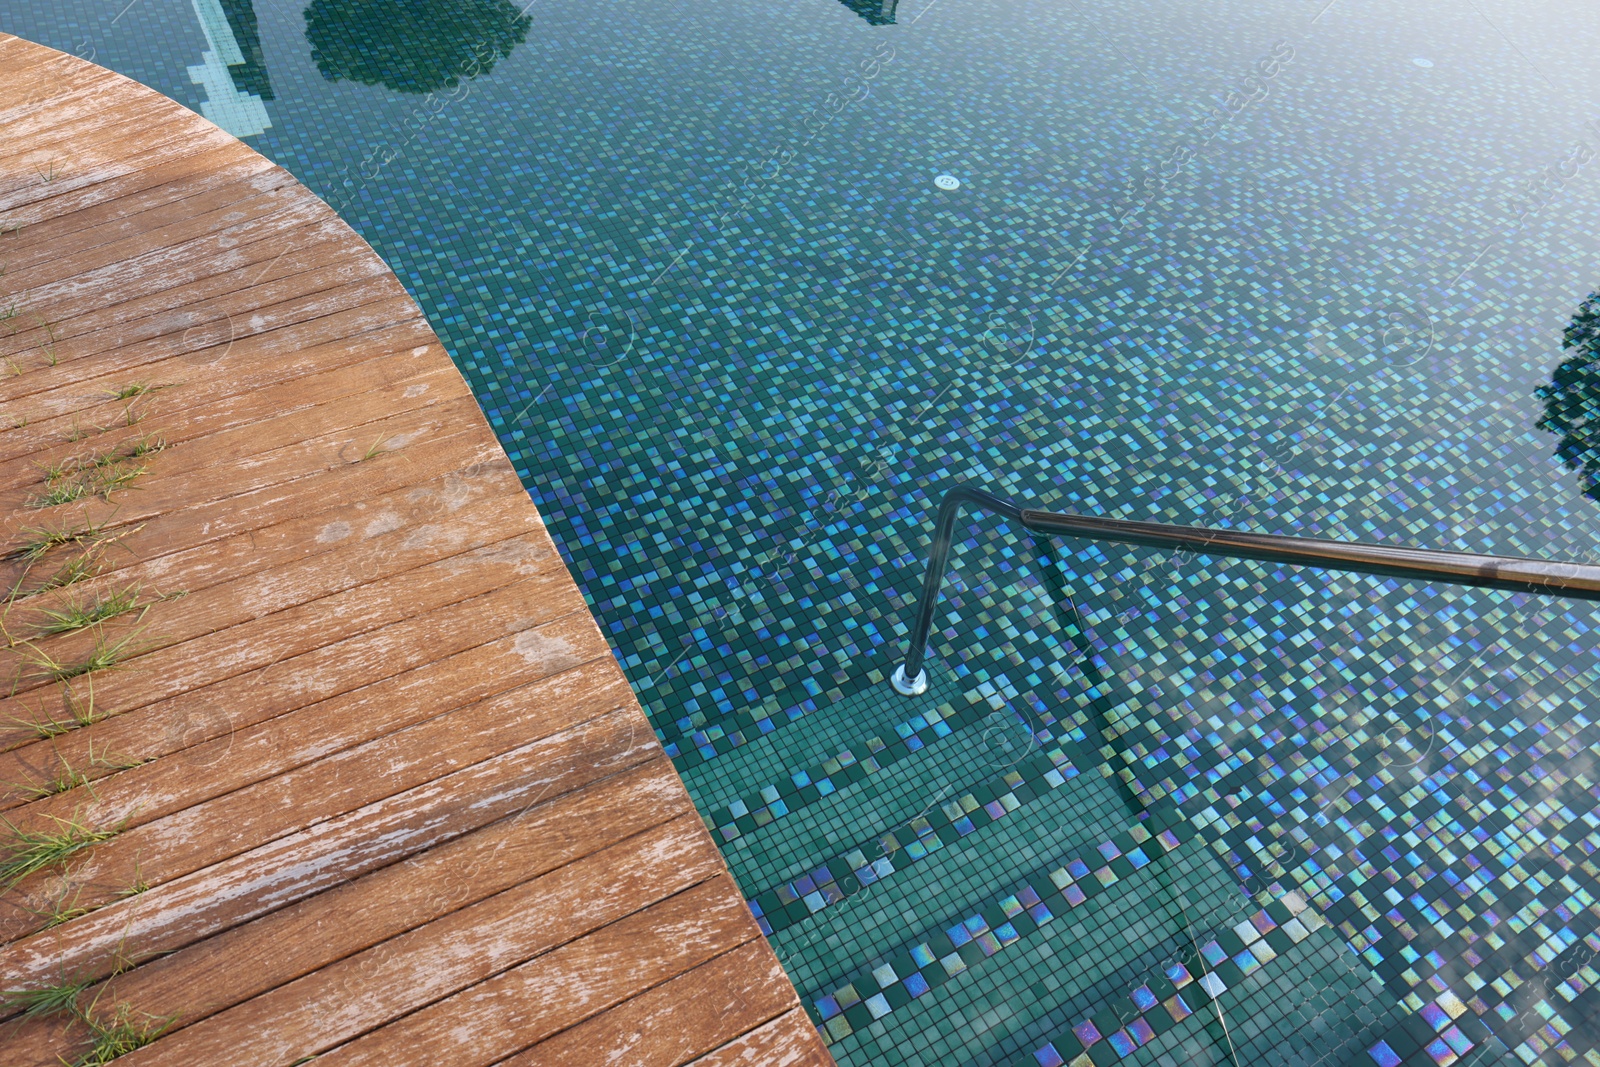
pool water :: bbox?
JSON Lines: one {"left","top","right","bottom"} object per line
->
{"left": 8, "top": 0, "right": 1600, "bottom": 1062}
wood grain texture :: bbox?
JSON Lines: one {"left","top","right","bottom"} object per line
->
{"left": 0, "top": 33, "right": 830, "bottom": 1067}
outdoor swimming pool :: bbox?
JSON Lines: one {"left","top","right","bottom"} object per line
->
{"left": 7, "top": 0, "right": 1600, "bottom": 1062}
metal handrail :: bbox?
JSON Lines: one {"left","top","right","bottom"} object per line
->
{"left": 890, "top": 484, "right": 1600, "bottom": 695}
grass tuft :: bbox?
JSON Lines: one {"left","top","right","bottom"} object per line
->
{"left": 93, "top": 465, "right": 147, "bottom": 501}
{"left": 60, "top": 419, "right": 95, "bottom": 443}
{"left": 105, "top": 383, "right": 170, "bottom": 402}
{"left": 7, "top": 679, "right": 104, "bottom": 740}
{"left": 70, "top": 1001, "right": 173, "bottom": 1066}
{"left": 34, "top": 586, "right": 144, "bottom": 638}
{"left": 27, "top": 481, "right": 89, "bottom": 509}
{"left": 36, "top": 882, "right": 89, "bottom": 928}
{"left": 2, "top": 975, "right": 175, "bottom": 1066}
{"left": 123, "top": 436, "right": 165, "bottom": 459}
{"left": 9, "top": 550, "right": 109, "bottom": 604}
{"left": 0, "top": 811, "right": 121, "bottom": 890}
{"left": 16, "top": 628, "right": 146, "bottom": 684}
{"left": 8, "top": 741, "right": 141, "bottom": 801}
{"left": 7, "top": 519, "right": 112, "bottom": 563}
{"left": 28, "top": 444, "right": 152, "bottom": 508}
{"left": 116, "top": 859, "right": 149, "bottom": 899}
{"left": 1, "top": 978, "right": 90, "bottom": 1019}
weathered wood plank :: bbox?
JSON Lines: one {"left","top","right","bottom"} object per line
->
{"left": 0, "top": 701, "right": 661, "bottom": 987}
{"left": 0, "top": 353, "right": 458, "bottom": 497}
{"left": 684, "top": 1009, "right": 837, "bottom": 1067}
{"left": 0, "top": 224, "right": 391, "bottom": 382}
{"left": 308, "top": 876, "right": 764, "bottom": 1067}
{"left": 0, "top": 384, "right": 480, "bottom": 552}
{"left": 0, "top": 327, "right": 440, "bottom": 474}
{"left": 0, "top": 759, "right": 694, "bottom": 1066}
{"left": 0, "top": 168, "right": 296, "bottom": 280}
{"left": 0, "top": 140, "right": 266, "bottom": 234}
{"left": 2, "top": 625, "right": 619, "bottom": 912}
{"left": 200, "top": 874, "right": 758, "bottom": 1067}
{"left": 0, "top": 407, "right": 494, "bottom": 601}
{"left": 0, "top": 152, "right": 278, "bottom": 252}
{"left": 0, "top": 533, "right": 589, "bottom": 840}
{"left": 0, "top": 289, "right": 430, "bottom": 425}
{"left": 0, "top": 123, "right": 259, "bottom": 220}
{"left": 500, "top": 939, "right": 800, "bottom": 1067}
{"left": 0, "top": 478, "right": 549, "bottom": 787}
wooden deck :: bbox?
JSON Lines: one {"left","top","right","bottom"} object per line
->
{"left": 0, "top": 34, "right": 832, "bottom": 1067}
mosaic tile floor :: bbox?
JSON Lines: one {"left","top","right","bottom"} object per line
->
{"left": 8, "top": 0, "right": 1600, "bottom": 1060}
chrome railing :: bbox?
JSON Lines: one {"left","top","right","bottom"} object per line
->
{"left": 891, "top": 484, "right": 1600, "bottom": 695}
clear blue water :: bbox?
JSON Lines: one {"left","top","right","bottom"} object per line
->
{"left": 8, "top": 0, "right": 1600, "bottom": 1062}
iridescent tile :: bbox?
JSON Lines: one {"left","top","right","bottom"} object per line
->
{"left": 1072, "top": 1020, "right": 1102, "bottom": 1046}
{"left": 1441, "top": 1025, "right": 1473, "bottom": 1055}
{"left": 1033, "top": 1045, "right": 1066, "bottom": 1067}
{"left": 1367, "top": 1040, "right": 1402, "bottom": 1067}
{"left": 1107, "top": 1029, "right": 1136, "bottom": 1056}
{"left": 1424, "top": 1038, "right": 1457, "bottom": 1066}
{"left": 1131, "top": 985, "right": 1157, "bottom": 1011}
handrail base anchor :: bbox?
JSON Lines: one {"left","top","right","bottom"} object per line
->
{"left": 891, "top": 663, "right": 928, "bottom": 696}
